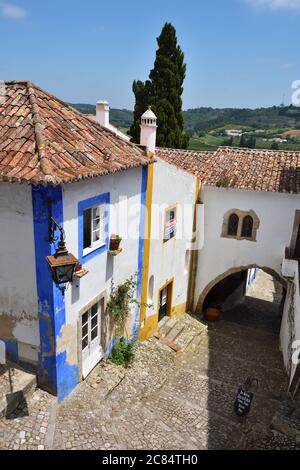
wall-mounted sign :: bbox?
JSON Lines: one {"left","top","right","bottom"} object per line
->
{"left": 164, "top": 206, "right": 177, "bottom": 241}
{"left": 234, "top": 387, "right": 254, "bottom": 418}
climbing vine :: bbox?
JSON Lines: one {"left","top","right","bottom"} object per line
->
{"left": 107, "top": 274, "right": 152, "bottom": 338}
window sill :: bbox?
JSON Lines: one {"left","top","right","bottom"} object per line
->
{"left": 80, "top": 241, "right": 108, "bottom": 264}
{"left": 221, "top": 234, "right": 257, "bottom": 242}
{"left": 83, "top": 242, "right": 105, "bottom": 258}
{"left": 163, "top": 236, "right": 176, "bottom": 244}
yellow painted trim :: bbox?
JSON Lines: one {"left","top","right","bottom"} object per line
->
{"left": 142, "top": 300, "right": 186, "bottom": 340}
{"left": 139, "top": 161, "right": 154, "bottom": 341}
{"left": 171, "top": 301, "right": 187, "bottom": 319}
{"left": 141, "top": 277, "right": 174, "bottom": 340}
{"left": 141, "top": 314, "right": 158, "bottom": 340}
{"left": 157, "top": 277, "right": 174, "bottom": 320}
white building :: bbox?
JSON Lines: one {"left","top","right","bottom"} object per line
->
{"left": 0, "top": 81, "right": 151, "bottom": 400}
{"left": 1, "top": 81, "right": 300, "bottom": 400}
{"left": 226, "top": 129, "right": 243, "bottom": 137}
{"left": 155, "top": 146, "right": 300, "bottom": 396}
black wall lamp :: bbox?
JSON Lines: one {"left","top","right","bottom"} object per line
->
{"left": 46, "top": 202, "right": 78, "bottom": 286}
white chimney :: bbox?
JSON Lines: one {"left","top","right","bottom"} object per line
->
{"left": 140, "top": 107, "right": 157, "bottom": 153}
{"left": 96, "top": 100, "right": 110, "bottom": 128}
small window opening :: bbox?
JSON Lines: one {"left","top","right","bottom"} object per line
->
{"left": 227, "top": 213, "right": 239, "bottom": 236}
{"left": 241, "top": 215, "right": 254, "bottom": 238}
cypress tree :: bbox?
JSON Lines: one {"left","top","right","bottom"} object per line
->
{"left": 129, "top": 80, "right": 152, "bottom": 144}
{"left": 129, "top": 23, "right": 189, "bottom": 149}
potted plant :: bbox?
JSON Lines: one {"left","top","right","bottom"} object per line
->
{"left": 109, "top": 234, "right": 122, "bottom": 251}
{"left": 75, "top": 262, "right": 83, "bottom": 273}
{"left": 204, "top": 304, "right": 222, "bottom": 322}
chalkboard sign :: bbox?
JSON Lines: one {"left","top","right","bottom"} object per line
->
{"left": 234, "top": 387, "right": 254, "bottom": 417}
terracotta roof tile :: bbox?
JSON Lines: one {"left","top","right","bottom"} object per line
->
{"left": 0, "top": 81, "right": 150, "bottom": 185}
{"left": 156, "top": 146, "right": 300, "bottom": 194}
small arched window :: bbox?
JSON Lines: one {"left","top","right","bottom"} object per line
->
{"left": 227, "top": 213, "right": 239, "bottom": 236}
{"left": 148, "top": 275, "right": 154, "bottom": 303}
{"left": 184, "top": 250, "right": 190, "bottom": 275}
{"left": 241, "top": 215, "right": 254, "bottom": 238}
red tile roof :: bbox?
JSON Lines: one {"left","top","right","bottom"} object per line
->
{"left": 0, "top": 81, "right": 149, "bottom": 185}
{"left": 156, "top": 146, "right": 300, "bottom": 194}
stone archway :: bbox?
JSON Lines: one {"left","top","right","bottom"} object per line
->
{"left": 195, "top": 264, "right": 287, "bottom": 315}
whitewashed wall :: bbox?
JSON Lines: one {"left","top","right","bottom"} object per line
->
{"left": 0, "top": 183, "right": 39, "bottom": 350}
{"left": 62, "top": 167, "right": 143, "bottom": 355}
{"left": 280, "top": 258, "right": 300, "bottom": 382}
{"left": 146, "top": 159, "right": 197, "bottom": 319}
{"left": 194, "top": 186, "right": 300, "bottom": 311}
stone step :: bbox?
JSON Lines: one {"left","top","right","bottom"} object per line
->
{"left": 153, "top": 332, "right": 182, "bottom": 352}
{"left": 0, "top": 364, "right": 36, "bottom": 418}
{"left": 159, "top": 317, "right": 177, "bottom": 337}
{"left": 164, "top": 322, "right": 185, "bottom": 343}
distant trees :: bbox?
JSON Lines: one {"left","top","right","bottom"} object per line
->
{"left": 222, "top": 136, "right": 233, "bottom": 146}
{"left": 129, "top": 80, "right": 152, "bottom": 143}
{"left": 271, "top": 142, "right": 279, "bottom": 150}
{"left": 129, "top": 23, "right": 189, "bottom": 149}
{"left": 239, "top": 135, "right": 256, "bottom": 149}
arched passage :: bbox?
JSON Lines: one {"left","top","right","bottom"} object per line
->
{"left": 197, "top": 266, "right": 292, "bottom": 448}
{"left": 196, "top": 264, "right": 287, "bottom": 316}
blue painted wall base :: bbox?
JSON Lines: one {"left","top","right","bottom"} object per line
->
{"left": 32, "top": 185, "right": 78, "bottom": 400}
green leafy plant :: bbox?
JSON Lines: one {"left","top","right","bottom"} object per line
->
{"left": 107, "top": 275, "right": 138, "bottom": 337}
{"left": 107, "top": 275, "right": 153, "bottom": 338}
{"left": 109, "top": 234, "right": 122, "bottom": 251}
{"left": 108, "top": 337, "right": 134, "bottom": 367}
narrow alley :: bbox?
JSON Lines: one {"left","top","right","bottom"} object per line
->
{"left": 0, "top": 271, "right": 299, "bottom": 450}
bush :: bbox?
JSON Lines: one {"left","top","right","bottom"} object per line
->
{"left": 271, "top": 142, "right": 279, "bottom": 150}
{"left": 108, "top": 338, "right": 134, "bottom": 367}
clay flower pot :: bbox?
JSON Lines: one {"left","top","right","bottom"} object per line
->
{"left": 75, "top": 263, "right": 83, "bottom": 273}
{"left": 109, "top": 234, "right": 122, "bottom": 251}
{"left": 204, "top": 307, "right": 222, "bottom": 322}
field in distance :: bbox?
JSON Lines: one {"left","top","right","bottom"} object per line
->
{"left": 70, "top": 103, "right": 300, "bottom": 152}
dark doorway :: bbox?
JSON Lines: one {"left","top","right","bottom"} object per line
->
{"left": 158, "top": 280, "right": 173, "bottom": 322}
{"left": 203, "top": 270, "right": 248, "bottom": 312}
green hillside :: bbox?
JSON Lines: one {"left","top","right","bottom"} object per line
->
{"left": 70, "top": 104, "right": 133, "bottom": 129}
{"left": 70, "top": 103, "right": 300, "bottom": 151}
{"left": 183, "top": 106, "right": 300, "bottom": 133}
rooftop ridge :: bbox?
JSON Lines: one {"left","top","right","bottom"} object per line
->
{"left": 22, "top": 81, "right": 141, "bottom": 151}
{"left": 158, "top": 145, "right": 300, "bottom": 156}
{"left": 157, "top": 146, "right": 213, "bottom": 154}
{"left": 26, "top": 82, "right": 57, "bottom": 184}
{"left": 4, "top": 81, "right": 141, "bottom": 152}
{"left": 218, "top": 145, "right": 300, "bottom": 154}
{"left": 156, "top": 146, "right": 300, "bottom": 194}
{"left": 0, "top": 81, "right": 150, "bottom": 185}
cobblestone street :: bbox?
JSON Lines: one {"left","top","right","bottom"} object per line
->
{"left": 0, "top": 271, "right": 299, "bottom": 450}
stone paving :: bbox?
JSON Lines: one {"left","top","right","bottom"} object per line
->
{"left": 0, "top": 271, "right": 299, "bottom": 450}
{"left": 0, "top": 389, "right": 55, "bottom": 450}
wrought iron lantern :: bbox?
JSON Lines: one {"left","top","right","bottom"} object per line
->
{"left": 46, "top": 217, "right": 78, "bottom": 285}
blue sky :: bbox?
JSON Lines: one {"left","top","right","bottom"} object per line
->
{"left": 0, "top": 0, "right": 299, "bottom": 109}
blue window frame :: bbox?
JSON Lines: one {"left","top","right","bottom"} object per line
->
{"left": 78, "top": 193, "right": 110, "bottom": 264}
